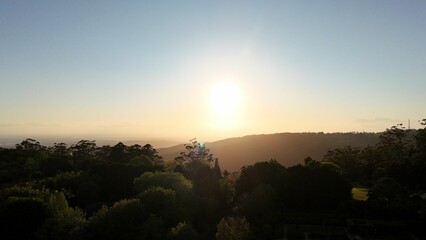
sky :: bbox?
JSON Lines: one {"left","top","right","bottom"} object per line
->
{"left": 1, "top": 1, "right": 425, "bottom": 143}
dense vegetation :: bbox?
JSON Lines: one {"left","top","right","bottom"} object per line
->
{"left": 1, "top": 120, "right": 425, "bottom": 239}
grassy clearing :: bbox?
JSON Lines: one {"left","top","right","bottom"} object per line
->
{"left": 352, "top": 187, "right": 369, "bottom": 201}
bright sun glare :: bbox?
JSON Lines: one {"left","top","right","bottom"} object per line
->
{"left": 209, "top": 82, "right": 241, "bottom": 117}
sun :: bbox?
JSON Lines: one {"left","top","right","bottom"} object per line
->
{"left": 209, "top": 82, "right": 241, "bottom": 117}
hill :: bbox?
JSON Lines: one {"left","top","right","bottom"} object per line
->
{"left": 158, "top": 132, "right": 380, "bottom": 172}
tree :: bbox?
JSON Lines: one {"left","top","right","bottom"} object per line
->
{"left": 12, "top": 139, "right": 50, "bottom": 180}
{"left": 140, "top": 144, "right": 164, "bottom": 167}
{"left": 133, "top": 172, "right": 195, "bottom": 222}
{"left": 16, "top": 138, "right": 45, "bottom": 153}
{"left": 170, "top": 222, "right": 198, "bottom": 240}
{"left": 284, "top": 164, "right": 352, "bottom": 209}
{"left": 133, "top": 172, "right": 193, "bottom": 197}
{"left": 108, "top": 142, "right": 127, "bottom": 163}
{"left": 415, "top": 119, "right": 426, "bottom": 152}
{"left": 35, "top": 192, "right": 86, "bottom": 240}
{"left": 366, "top": 177, "right": 415, "bottom": 219}
{"left": 43, "top": 143, "right": 73, "bottom": 176}
{"left": 70, "top": 140, "right": 97, "bottom": 162}
{"left": 235, "top": 159, "right": 286, "bottom": 197}
{"left": 173, "top": 140, "right": 230, "bottom": 236}
{"left": 216, "top": 217, "right": 250, "bottom": 240}
{"left": 367, "top": 177, "right": 407, "bottom": 204}
{"left": 376, "top": 124, "right": 412, "bottom": 165}
{"left": 175, "top": 139, "right": 216, "bottom": 179}
{"left": 213, "top": 159, "right": 222, "bottom": 178}
{"left": 236, "top": 184, "right": 278, "bottom": 226}
{"left": 128, "top": 155, "right": 155, "bottom": 169}
{"left": 0, "top": 189, "right": 85, "bottom": 240}
{"left": 137, "top": 187, "right": 178, "bottom": 227}
{"left": 34, "top": 171, "right": 100, "bottom": 209}
{"left": 412, "top": 119, "right": 426, "bottom": 189}
{"left": 49, "top": 143, "right": 70, "bottom": 157}
{"left": 86, "top": 199, "right": 146, "bottom": 240}
{"left": 322, "top": 146, "right": 363, "bottom": 182}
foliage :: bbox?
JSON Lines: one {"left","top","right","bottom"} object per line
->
{"left": 0, "top": 185, "right": 46, "bottom": 201}
{"left": 33, "top": 171, "right": 99, "bottom": 205}
{"left": 138, "top": 187, "right": 178, "bottom": 226}
{"left": 322, "top": 146, "right": 362, "bottom": 181}
{"left": 128, "top": 155, "right": 155, "bottom": 168}
{"left": 170, "top": 222, "right": 198, "bottom": 240}
{"left": 0, "top": 189, "right": 84, "bottom": 240}
{"left": 175, "top": 139, "right": 217, "bottom": 180}
{"left": 35, "top": 192, "right": 85, "bottom": 240}
{"left": 285, "top": 164, "right": 352, "bottom": 209}
{"left": 236, "top": 184, "right": 278, "bottom": 225}
{"left": 133, "top": 171, "right": 192, "bottom": 196}
{"left": 235, "top": 159, "right": 286, "bottom": 197}
{"left": 415, "top": 119, "right": 426, "bottom": 151}
{"left": 175, "top": 139, "right": 216, "bottom": 166}
{"left": 86, "top": 199, "right": 147, "bottom": 240}
{"left": 216, "top": 217, "right": 250, "bottom": 240}
{"left": 376, "top": 124, "right": 412, "bottom": 164}
{"left": 368, "top": 177, "right": 407, "bottom": 204}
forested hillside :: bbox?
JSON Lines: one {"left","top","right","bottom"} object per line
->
{"left": 159, "top": 132, "right": 379, "bottom": 171}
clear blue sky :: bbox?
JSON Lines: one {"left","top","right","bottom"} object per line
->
{"left": 1, "top": 1, "right": 425, "bottom": 141}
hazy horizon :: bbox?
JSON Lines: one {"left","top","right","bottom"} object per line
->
{"left": 0, "top": 128, "right": 403, "bottom": 149}
{"left": 1, "top": 1, "right": 425, "bottom": 141}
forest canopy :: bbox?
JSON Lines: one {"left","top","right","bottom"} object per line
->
{"left": 0, "top": 121, "right": 426, "bottom": 239}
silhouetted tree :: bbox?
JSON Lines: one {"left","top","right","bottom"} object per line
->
{"left": 235, "top": 159, "right": 286, "bottom": 197}
{"left": 16, "top": 138, "right": 45, "bottom": 153}
{"left": 322, "top": 146, "right": 363, "bottom": 182}
{"left": 140, "top": 144, "right": 164, "bottom": 167}
{"left": 108, "top": 142, "right": 127, "bottom": 163}
{"left": 376, "top": 124, "right": 412, "bottom": 165}
{"left": 70, "top": 140, "right": 97, "bottom": 170}
{"left": 284, "top": 164, "right": 352, "bottom": 209}
{"left": 175, "top": 139, "right": 216, "bottom": 179}
{"left": 415, "top": 119, "right": 426, "bottom": 151}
